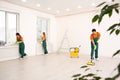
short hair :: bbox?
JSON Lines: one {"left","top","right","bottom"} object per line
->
{"left": 92, "top": 29, "right": 96, "bottom": 32}
{"left": 16, "top": 33, "right": 20, "bottom": 36}
{"left": 43, "top": 32, "right": 46, "bottom": 35}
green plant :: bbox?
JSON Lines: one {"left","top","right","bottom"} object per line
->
{"left": 92, "top": 0, "right": 120, "bottom": 79}
{"left": 72, "top": 0, "right": 120, "bottom": 80}
{"left": 72, "top": 65, "right": 102, "bottom": 80}
{"left": 92, "top": 1, "right": 120, "bottom": 35}
{"left": 92, "top": 0, "right": 120, "bottom": 56}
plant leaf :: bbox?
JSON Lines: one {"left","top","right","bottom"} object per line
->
{"left": 84, "top": 68, "right": 90, "bottom": 72}
{"left": 92, "top": 15, "right": 99, "bottom": 23}
{"left": 118, "top": 63, "right": 120, "bottom": 73}
{"left": 118, "top": 23, "right": 120, "bottom": 26}
{"left": 110, "top": 29, "right": 115, "bottom": 35}
{"left": 109, "top": 11, "right": 112, "bottom": 17}
{"left": 78, "top": 77, "right": 85, "bottom": 80}
{"left": 73, "top": 79, "right": 77, "bottom": 80}
{"left": 107, "top": 24, "right": 118, "bottom": 31}
{"left": 72, "top": 74, "right": 81, "bottom": 77}
{"left": 93, "top": 76, "right": 102, "bottom": 80}
{"left": 115, "top": 8, "right": 119, "bottom": 14}
{"left": 97, "top": 2, "right": 106, "bottom": 7}
{"left": 80, "top": 65, "right": 88, "bottom": 68}
{"left": 112, "top": 49, "right": 120, "bottom": 57}
{"left": 108, "top": 10, "right": 112, "bottom": 17}
{"left": 85, "top": 73, "right": 95, "bottom": 77}
{"left": 98, "top": 15, "right": 103, "bottom": 24}
{"left": 105, "top": 78, "right": 114, "bottom": 80}
{"left": 112, "top": 3, "right": 119, "bottom": 8}
{"left": 115, "top": 29, "right": 120, "bottom": 35}
{"left": 107, "top": 6, "right": 113, "bottom": 13}
{"left": 102, "top": 5, "right": 108, "bottom": 11}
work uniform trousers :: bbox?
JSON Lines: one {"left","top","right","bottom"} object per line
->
{"left": 91, "top": 38, "right": 99, "bottom": 60}
{"left": 19, "top": 42, "right": 26, "bottom": 58}
{"left": 42, "top": 40, "right": 48, "bottom": 54}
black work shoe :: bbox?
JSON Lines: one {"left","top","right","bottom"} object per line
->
{"left": 24, "top": 53, "right": 27, "bottom": 56}
{"left": 21, "top": 56, "right": 24, "bottom": 58}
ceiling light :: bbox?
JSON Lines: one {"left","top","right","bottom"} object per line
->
{"left": 91, "top": 3, "right": 96, "bottom": 6}
{"left": 21, "top": 0, "right": 27, "bottom": 2}
{"left": 47, "top": 8, "right": 51, "bottom": 10}
{"left": 36, "top": 4, "right": 40, "bottom": 7}
{"left": 78, "top": 6, "right": 82, "bottom": 9}
{"left": 66, "top": 8, "right": 70, "bottom": 11}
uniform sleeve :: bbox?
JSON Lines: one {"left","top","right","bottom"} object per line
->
{"left": 20, "top": 37, "right": 23, "bottom": 42}
{"left": 42, "top": 36, "right": 46, "bottom": 41}
{"left": 16, "top": 37, "right": 18, "bottom": 41}
{"left": 97, "top": 32, "right": 101, "bottom": 39}
{"left": 90, "top": 34, "right": 93, "bottom": 40}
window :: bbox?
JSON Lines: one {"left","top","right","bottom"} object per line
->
{"left": 36, "top": 17, "right": 49, "bottom": 41}
{"left": 0, "top": 11, "right": 5, "bottom": 42}
{"left": 0, "top": 10, "right": 19, "bottom": 46}
{"left": 7, "top": 13, "right": 17, "bottom": 43}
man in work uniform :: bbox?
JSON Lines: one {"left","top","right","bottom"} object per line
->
{"left": 42, "top": 32, "right": 48, "bottom": 54}
{"left": 16, "top": 33, "right": 27, "bottom": 58}
{"left": 90, "top": 29, "right": 101, "bottom": 61}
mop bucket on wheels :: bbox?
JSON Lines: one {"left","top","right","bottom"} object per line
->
{"left": 69, "top": 47, "right": 79, "bottom": 58}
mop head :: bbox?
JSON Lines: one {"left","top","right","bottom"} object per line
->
{"left": 87, "top": 61, "right": 95, "bottom": 66}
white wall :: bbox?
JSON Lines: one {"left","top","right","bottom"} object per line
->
{"left": 56, "top": 11, "right": 120, "bottom": 57}
{"left": 0, "top": 1, "right": 119, "bottom": 61}
{"left": 0, "top": 1, "right": 57, "bottom": 61}
{"left": 0, "top": 46, "right": 19, "bottom": 61}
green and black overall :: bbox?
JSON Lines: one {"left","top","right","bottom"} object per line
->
{"left": 17, "top": 39, "right": 26, "bottom": 58}
{"left": 42, "top": 40, "right": 48, "bottom": 54}
{"left": 91, "top": 37, "right": 99, "bottom": 60}
{"left": 90, "top": 32, "right": 100, "bottom": 60}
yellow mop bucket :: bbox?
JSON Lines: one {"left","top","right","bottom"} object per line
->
{"left": 69, "top": 47, "right": 79, "bottom": 58}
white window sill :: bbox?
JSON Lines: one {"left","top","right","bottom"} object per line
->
{"left": 0, "top": 45, "right": 18, "bottom": 49}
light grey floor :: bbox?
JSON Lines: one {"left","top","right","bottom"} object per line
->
{"left": 0, "top": 53, "right": 119, "bottom": 80}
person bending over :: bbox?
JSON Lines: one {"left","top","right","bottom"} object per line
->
{"left": 16, "top": 33, "right": 27, "bottom": 58}
{"left": 90, "top": 29, "right": 101, "bottom": 61}
{"left": 42, "top": 32, "right": 48, "bottom": 54}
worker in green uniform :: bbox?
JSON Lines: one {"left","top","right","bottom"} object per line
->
{"left": 42, "top": 32, "right": 48, "bottom": 54}
{"left": 90, "top": 29, "right": 101, "bottom": 61}
{"left": 16, "top": 33, "right": 27, "bottom": 58}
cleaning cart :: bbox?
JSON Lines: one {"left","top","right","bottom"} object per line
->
{"left": 69, "top": 46, "right": 80, "bottom": 58}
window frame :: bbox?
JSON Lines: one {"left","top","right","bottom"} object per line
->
{"left": 0, "top": 10, "right": 19, "bottom": 45}
{"left": 0, "top": 11, "right": 5, "bottom": 42}
{"left": 36, "top": 17, "right": 50, "bottom": 42}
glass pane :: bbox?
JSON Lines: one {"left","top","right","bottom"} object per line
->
{"left": 42, "top": 19, "right": 47, "bottom": 32}
{"left": 37, "top": 18, "right": 42, "bottom": 41}
{"left": 42, "top": 19, "right": 48, "bottom": 37}
{"left": 36, "top": 17, "right": 49, "bottom": 41}
{"left": 0, "top": 11, "right": 5, "bottom": 42}
{"left": 7, "top": 13, "right": 17, "bottom": 43}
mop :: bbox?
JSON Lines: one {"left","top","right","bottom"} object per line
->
{"left": 87, "top": 44, "right": 97, "bottom": 66}
{"left": 87, "top": 59, "right": 95, "bottom": 66}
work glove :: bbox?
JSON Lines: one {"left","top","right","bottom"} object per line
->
{"left": 16, "top": 41, "right": 22, "bottom": 44}
{"left": 94, "top": 44, "right": 96, "bottom": 50}
{"left": 39, "top": 40, "right": 43, "bottom": 44}
{"left": 97, "top": 40, "right": 99, "bottom": 43}
{"left": 11, "top": 42, "right": 18, "bottom": 46}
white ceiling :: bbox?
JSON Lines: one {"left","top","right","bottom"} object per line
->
{"left": 2, "top": 0, "right": 120, "bottom": 16}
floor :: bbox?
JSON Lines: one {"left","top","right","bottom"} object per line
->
{"left": 0, "top": 53, "right": 119, "bottom": 80}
